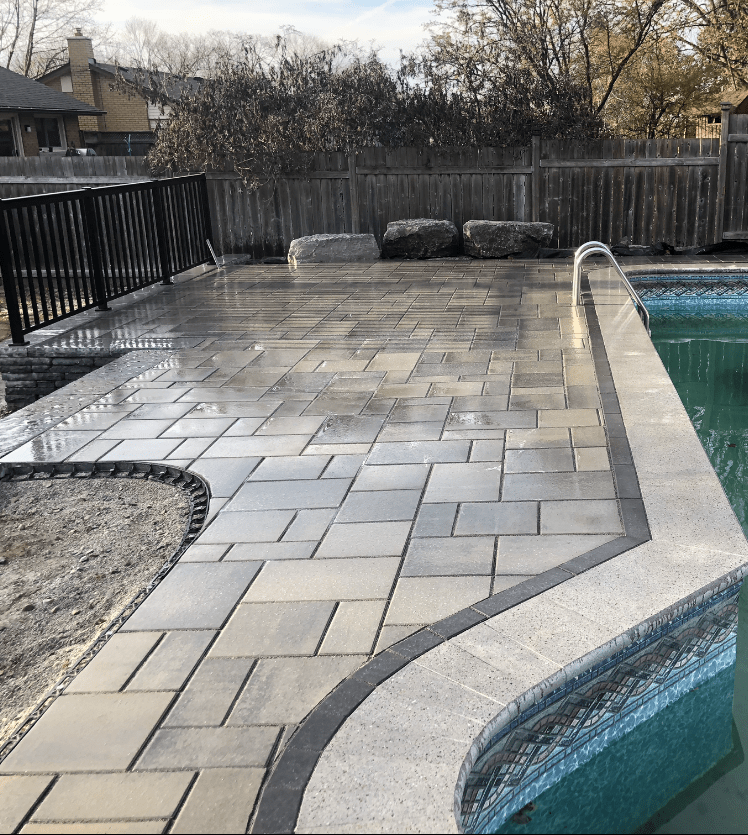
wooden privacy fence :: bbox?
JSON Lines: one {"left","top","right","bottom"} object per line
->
{"left": 0, "top": 174, "right": 212, "bottom": 344}
{"left": 206, "top": 135, "right": 741, "bottom": 258}
{"left": 3, "top": 109, "right": 748, "bottom": 257}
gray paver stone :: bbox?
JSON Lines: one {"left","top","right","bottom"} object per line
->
{"left": 127, "top": 631, "right": 214, "bottom": 691}
{"left": 121, "top": 563, "right": 261, "bottom": 631}
{"left": 0, "top": 776, "right": 54, "bottom": 833}
{"left": 65, "top": 632, "right": 161, "bottom": 693}
{"left": 210, "top": 601, "right": 335, "bottom": 656}
{"left": 228, "top": 656, "right": 364, "bottom": 724}
{"left": 31, "top": 772, "right": 194, "bottom": 821}
{"left": 136, "top": 726, "right": 279, "bottom": 769}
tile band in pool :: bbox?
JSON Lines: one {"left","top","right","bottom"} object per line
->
{"left": 459, "top": 582, "right": 741, "bottom": 834}
{"left": 629, "top": 274, "right": 748, "bottom": 300}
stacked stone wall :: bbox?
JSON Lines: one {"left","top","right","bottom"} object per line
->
{"left": 0, "top": 347, "right": 128, "bottom": 409}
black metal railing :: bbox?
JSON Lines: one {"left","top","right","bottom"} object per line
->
{"left": 0, "top": 174, "right": 213, "bottom": 345}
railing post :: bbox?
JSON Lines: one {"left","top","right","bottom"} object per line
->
{"left": 81, "top": 188, "right": 110, "bottom": 311}
{"left": 199, "top": 174, "right": 215, "bottom": 257}
{"left": 153, "top": 180, "right": 173, "bottom": 285}
{"left": 715, "top": 102, "right": 733, "bottom": 243}
{"left": 531, "top": 134, "right": 541, "bottom": 223}
{"left": 0, "top": 201, "right": 29, "bottom": 345}
{"left": 348, "top": 149, "right": 360, "bottom": 233}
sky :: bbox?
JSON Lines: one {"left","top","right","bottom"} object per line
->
{"left": 95, "top": 0, "right": 436, "bottom": 65}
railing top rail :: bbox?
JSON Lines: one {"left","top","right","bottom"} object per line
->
{"left": 572, "top": 240, "right": 650, "bottom": 335}
{"left": 0, "top": 173, "right": 207, "bottom": 209}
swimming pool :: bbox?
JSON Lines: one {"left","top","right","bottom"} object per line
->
{"left": 460, "top": 276, "right": 748, "bottom": 834}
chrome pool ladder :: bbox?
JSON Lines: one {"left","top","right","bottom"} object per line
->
{"left": 572, "top": 241, "right": 650, "bottom": 335}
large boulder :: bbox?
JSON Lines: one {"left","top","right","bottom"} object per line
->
{"left": 463, "top": 221, "right": 554, "bottom": 258}
{"left": 288, "top": 233, "right": 380, "bottom": 265}
{"left": 381, "top": 218, "right": 459, "bottom": 259}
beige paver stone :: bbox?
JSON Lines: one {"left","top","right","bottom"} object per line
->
{"left": 227, "top": 656, "right": 364, "bottom": 725}
{"left": 319, "top": 601, "right": 387, "bottom": 655}
{"left": 126, "top": 631, "right": 214, "bottom": 691}
{"left": 31, "top": 772, "right": 194, "bottom": 821}
{"left": 210, "top": 601, "right": 335, "bottom": 656}
{"left": 538, "top": 408, "right": 600, "bottom": 427}
{"left": 0, "top": 776, "right": 54, "bottom": 833}
{"left": 574, "top": 446, "right": 611, "bottom": 471}
{"left": 163, "top": 658, "right": 254, "bottom": 727}
{"left": 366, "top": 353, "right": 421, "bottom": 371}
{"left": 504, "top": 448, "right": 574, "bottom": 473}
{"left": 540, "top": 499, "right": 623, "bottom": 534}
{"left": 495, "top": 534, "right": 617, "bottom": 573}
{"left": 571, "top": 425, "right": 607, "bottom": 447}
{"left": 0, "top": 693, "right": 173, "bottom": 773}
{"left": 384, "top": 576, "right": 490, "bottom": 624}
{"left": 243, "top": 558, "right": 400, "bottom": 601}
{"left": 65, "top": 632, "right": 161, "bottom": 693}
{"left": 136, "top": 726, "right": 278, "bottom": 769}
{"left": 171, "top": 768, "right": 265, "bottom": 835}
{"left": 374, "top": 624, "right": 423, "bottom": 653}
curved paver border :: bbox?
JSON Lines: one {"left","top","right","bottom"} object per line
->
{"left": 0, "top": 460, "right": 210, "bottom": 764}
{"left": 249, "top": 283, "right": 651, "bottom": 834}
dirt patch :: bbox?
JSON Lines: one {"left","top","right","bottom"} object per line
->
{"left": 0, "top": 478, "right": 191, "bottom": 747}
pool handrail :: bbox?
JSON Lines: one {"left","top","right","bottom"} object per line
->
{"left": 572, "top": 241, "right": 650, "bottom": 335}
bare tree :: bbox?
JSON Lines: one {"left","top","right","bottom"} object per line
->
{"left": 0, "top": 0, "right": 102, "bottom": 76}
{"left": 675, "top": 0, "right": 748, "bottom": 88}
{"left": 426, "top": 0, "right": 671, "bottom": 117}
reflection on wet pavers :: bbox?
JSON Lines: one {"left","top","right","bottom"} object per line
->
{"left": 0, "top": 261, "right": 624, "bottom": 831}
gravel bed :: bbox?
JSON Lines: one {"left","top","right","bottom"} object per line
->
{"left": 0, "top": 478, "right": 191, "bottom": 746}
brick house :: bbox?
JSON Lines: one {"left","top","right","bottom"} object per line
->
{"left": 0, "top": 66, "right": 104, "bottom": 156}
{"left": 39, "top": 30, "right": 200, "bottom": 156}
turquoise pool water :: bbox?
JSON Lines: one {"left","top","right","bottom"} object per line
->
{"left": 486, "top": 293, "right": 748, "bottom": 834}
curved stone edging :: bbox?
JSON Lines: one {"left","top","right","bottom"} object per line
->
{"left": 0, "top": 460, "right": 210, "bottom": 764}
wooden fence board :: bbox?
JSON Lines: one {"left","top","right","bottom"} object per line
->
{"left": 0, "top": 139, "right": 740, "bottom": 256}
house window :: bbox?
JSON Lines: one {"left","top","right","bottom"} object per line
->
{"left": 0, "top": 118, "right": 18, "bottom": 156}
{"left": 34, "top": 116, "right": 62, "bottom": 149}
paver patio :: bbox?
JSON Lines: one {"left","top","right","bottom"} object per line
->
{"left": 0, "top": 256, "right": 720, "bottom": 832}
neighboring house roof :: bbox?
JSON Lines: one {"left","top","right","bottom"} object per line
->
{"left": 41, "top": 61, "right": 202, "bottom": 102}
{"left": 0, "top": 66, "right": 105, "bottom": 114}
{"left": 697, "top": 88, "right": 748, "bottom": 116}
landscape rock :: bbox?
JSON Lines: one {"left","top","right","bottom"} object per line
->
{"left": 287, "top": 233, "right": 380, "bottom": 265}
{"left": 463, "top": 221, "right": 554, "bottom": 258}
{"left": 381, "top": 218, "right": 459, "bottom": 259}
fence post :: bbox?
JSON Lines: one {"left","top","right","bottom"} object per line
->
{"left": 0, "top": 202, "right": 29, "bottom": 345}
{"left": 348, "top": 149, "right": 360, "bottom": 233}
{"left": 152, "top": 180, "right": 173, "bottom": 285}
{"left": 200, "top": 174, "right": 215, "bottom": 256}
{"left": 531, "top": 135, "right": 541, "bottom": 223}
{"left": 715, "top": 102, "right": 733, "bottom": 243}
{"left": 81, "top": 188, "right": 110, "bottom": 311}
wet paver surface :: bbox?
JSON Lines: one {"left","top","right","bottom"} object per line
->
{"left": 0, "top": 260, "right": 627, "bottom": 832}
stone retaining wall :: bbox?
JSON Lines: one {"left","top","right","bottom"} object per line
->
{"left": 0, "top": 347, "right": 128, "bottom": 409}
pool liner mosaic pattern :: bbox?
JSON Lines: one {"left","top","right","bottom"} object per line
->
{"left": 459, "top": 582, "right": 741, "bottom": 833}
{"left": 630, "top": 274, "right": 748, "bottom": 299}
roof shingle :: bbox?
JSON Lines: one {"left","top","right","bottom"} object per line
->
{"left": 0, "top": 66, "right": 105, "bottom": 115}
